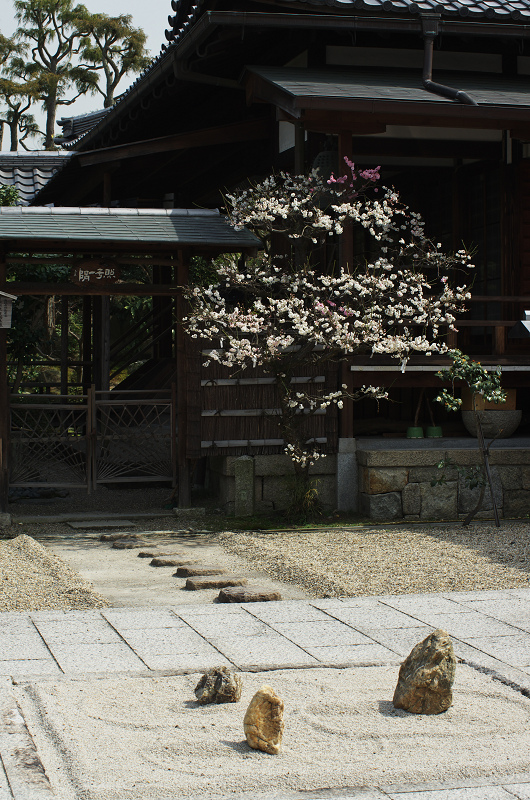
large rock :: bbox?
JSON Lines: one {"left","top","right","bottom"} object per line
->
{"left": 504, "top": 489, "right": 530, "bottom": 518}
{"left": 100, "top": 532, "right": 140, "bottom": 542}
{"left": 458, "top": 468, "right": 502, "bottom": 514}
{"left": 175, "top": 565, "right": 227, "bottom": 577}
{"left": 393, "top": 629, "right": 456, "bottom": 715}
{"left": 185, "top": 575, "right": 248, "bottom": 590}
{"left": 112, "top": 539, "right": 147, "bottom": 549}
{"left": 243, "top": 685, "right": 284, "bottom": 755}
{"left": 150, "top": 557, "right": 196, "bottom": 567}
{"left": 217, "top": 586, "right": 282, "bottom": 603}
{"left": 419, "top": 482, "right": 458, "bottom": 520}
{"left": 401, "top": 482, "right": 420, "bottom": 516}
{"left": 360, "top": 491, "right": 402, "bottom": 521}
{"left": 194, "top": 667, "right": 242, "bottom": 704}
{"left": 361, "top": 467, "right": 408, "bottom": 495}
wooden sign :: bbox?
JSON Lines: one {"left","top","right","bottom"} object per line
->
{"left": 70, "top": 259, "right": 121, "bottom": 285}
{"left": 0, "top": 292, "right": 16, "bottom": 329}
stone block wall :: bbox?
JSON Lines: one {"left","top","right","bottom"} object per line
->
{"left": 209, "top": 454, "right": 337, "bottom": 514}
{"left": 358, "top": 448, "right": 530, "bottom": 521}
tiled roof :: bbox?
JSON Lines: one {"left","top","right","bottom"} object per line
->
{"left": 0, "top": 207, "right": 261, "bottom": 248}
{"left": 0, "top": 152, "right": 72, "bottom": 205}
{"left": 248, "top": 66, "right": 530, "bottom": 107}
{"left": 54, "top": 0, "right": 530, "bottom": 154}
{"left": 55, "top": 109, "right": 111, "bottom": 146}
{"left": 279, "top": 0, "right": 530, "bottom": 19}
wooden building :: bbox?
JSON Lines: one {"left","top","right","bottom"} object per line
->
{"left": 6, "top": 0, "right": 530, "bottom": 514}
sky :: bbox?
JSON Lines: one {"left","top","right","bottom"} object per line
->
{"left": 0, "top": 0, "right": 172, "bottom": 149}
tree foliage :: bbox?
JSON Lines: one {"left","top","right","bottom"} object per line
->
{"left": 0, "top": 0, "right": 151, "bottom": 149}
{"left": 79, "top": 13, "right": 150, "bottom": 108}
{"left": 13, "top": 0, "right": 98, "bottom": 149}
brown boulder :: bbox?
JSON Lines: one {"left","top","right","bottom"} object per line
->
{"left": 393, "top": 628, "right": 456, "bottom": 715}
{"left": 217, "top": 587, "right": 282, "bottom": 603}
{"left": 175, "top": 565, "right": 227, "bottom": 577}
{"left": 243, "top": 685, "right": 284, "bottom": 755}
{"left": 112, "top": 539, "right": 147, "bottom": 549}
{"left": 194, "top": 667, "right": 242, "bottom": 704}
{"left": 185, "top": 576, "right": 248, "bottom": 590}
{"left": 150, "top": 557, "right": 196, "bottom": 567}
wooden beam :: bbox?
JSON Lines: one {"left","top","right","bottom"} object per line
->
{"left": 8, "top": 283, "right": 182, "bottom": 296}
{"left": 175, "top": 251, "right": 191, "bottom": 508}
{"left": 78, "top": 118, "right": 271, "bottom": 167}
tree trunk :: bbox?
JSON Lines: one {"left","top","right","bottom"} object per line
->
{"left": 44, "top": 92, "right": 58, "bottom": 150}
{"left": 9, "top": 120, "right": 18, "bottom": 151}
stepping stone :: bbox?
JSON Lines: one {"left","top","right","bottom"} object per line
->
{"left": 68, "top": 520, "right": 135, "bottom": 531}
{"left": 100, "top": 532, "right": 141, "bottom": 541}
{"left": 217, "top": 587, "right": 282, "bottom": 603}
{"left": 138, "top": 550, "right": 186, "bottom": 558}
{"left": 186, "top": 576, "right": 248, "bottom": 591}
{"left": 112, "top": 539, "right": 148, "bottom": 549}
{"left": 150, "top": 557, "right": 197, "bottom": 567}
{"left": 175, "top": 565, "right": 227, "bottom": 578}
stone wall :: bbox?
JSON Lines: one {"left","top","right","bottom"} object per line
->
{"left": 208, "top": 454, "right": 337, "bottom": 515}
{"left": 358, "top": 448, "right": 530, "bottom": 521}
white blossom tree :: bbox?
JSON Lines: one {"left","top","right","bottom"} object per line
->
{"left": 184, "top": 159, "right": 473, "bottom": 499}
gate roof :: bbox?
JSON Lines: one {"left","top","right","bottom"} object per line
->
{"left": 0, "top": 207, "right": 260, "bottom": 250}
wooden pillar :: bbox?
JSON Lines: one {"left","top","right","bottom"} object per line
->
{"left": 153, "top": 265, "right": 173, "bottom": 358}
{"left": 92, "top": 296, "right": 101, "bottom": 391}
{"left": 92, "top": 296, "right": 110, "bottom": 392}
{"left": 103, "top": 171, "right": 112, "bottom": 207}
{"left": 295, "top": 123, "right": 305, "bottom": 174}
{"left": 82, "top": 296, "right": 92, "bottom": 393}
{"left": 101, "top": 296, "right": 110, "bottom": 392}
{"left": 0, "top": 247, "right": 9, "bottom": 512}
{"left": 338, "top": 130, "right": 355, "bottom": 438}
{"left": 176, "top": 249, "right": 191, "bottom": 507}
{"left": 338, "top": 131, "right": 354, "bottom": 270}
{"left": 60, "top": 296, "right": 69, "bottom": 396}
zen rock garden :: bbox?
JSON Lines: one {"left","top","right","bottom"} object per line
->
{"left": 189, "top": 629, "right": 456, "bottom": 755}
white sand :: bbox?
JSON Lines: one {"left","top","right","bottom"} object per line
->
{"left": 16, "top": 665, "right": 530, "bottom": 800}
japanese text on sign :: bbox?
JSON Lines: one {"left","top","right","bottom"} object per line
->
{"left": 77, "top": 267, "right": 116, "bottom": 282}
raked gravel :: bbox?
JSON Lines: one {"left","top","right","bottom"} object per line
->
{"left": 0, "top": 534, "right": 109, "bottom": 611}
{"left": 219, "top": 520, "right": 530, "bottom": 597}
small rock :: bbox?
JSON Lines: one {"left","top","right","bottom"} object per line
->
{"left": 175, "top": 565, "right": 227, "bottom": 577}
{"left": 194, "top": 667, "right": 242, "bottom": 704}
{"left": 137, "top": 551, "right": 159, "bottom": 558}
{"left": 217, "top": 587, "right": 282, "bottom": 603}
{"left": 393, "top": 628, "right": 456, "bottom": 715}
{"left": 112, "top": 539, "right": 148, "bottom": 549}
{"left": 243, "top": 685, "right": 284, "bottom": 755}
{"left": 150, "top": 557, "right": 196, "bottom": 567}
{"left": 185, "top": 576, "right": 248, "bottom": 590}
{"left": 100, "top": 533, "right": 140, "bottom": 542}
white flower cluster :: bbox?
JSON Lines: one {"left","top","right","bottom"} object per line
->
{"left": 185, "top": 163, "right": 473, "bottom": 470}
{"left": 284, "top": 443, "right": 322, "bottom": 468}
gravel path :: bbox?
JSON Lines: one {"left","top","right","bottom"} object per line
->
{"left": 219, "top": 521, "right": 530, "bottom": 597}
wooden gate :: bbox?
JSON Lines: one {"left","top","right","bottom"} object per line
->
{"left": 9, "top": 388, "right": 176, "bottom": 493}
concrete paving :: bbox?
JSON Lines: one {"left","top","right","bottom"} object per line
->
{"left": 2, "top": 589, "right": 530, "bottom": 797}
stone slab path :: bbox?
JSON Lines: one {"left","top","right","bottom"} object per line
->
{"left": 41, "top": 529, "right": 307, "bottom": 606}
{"left": 3, "top": 589, "right": 530, "bottom": 680}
